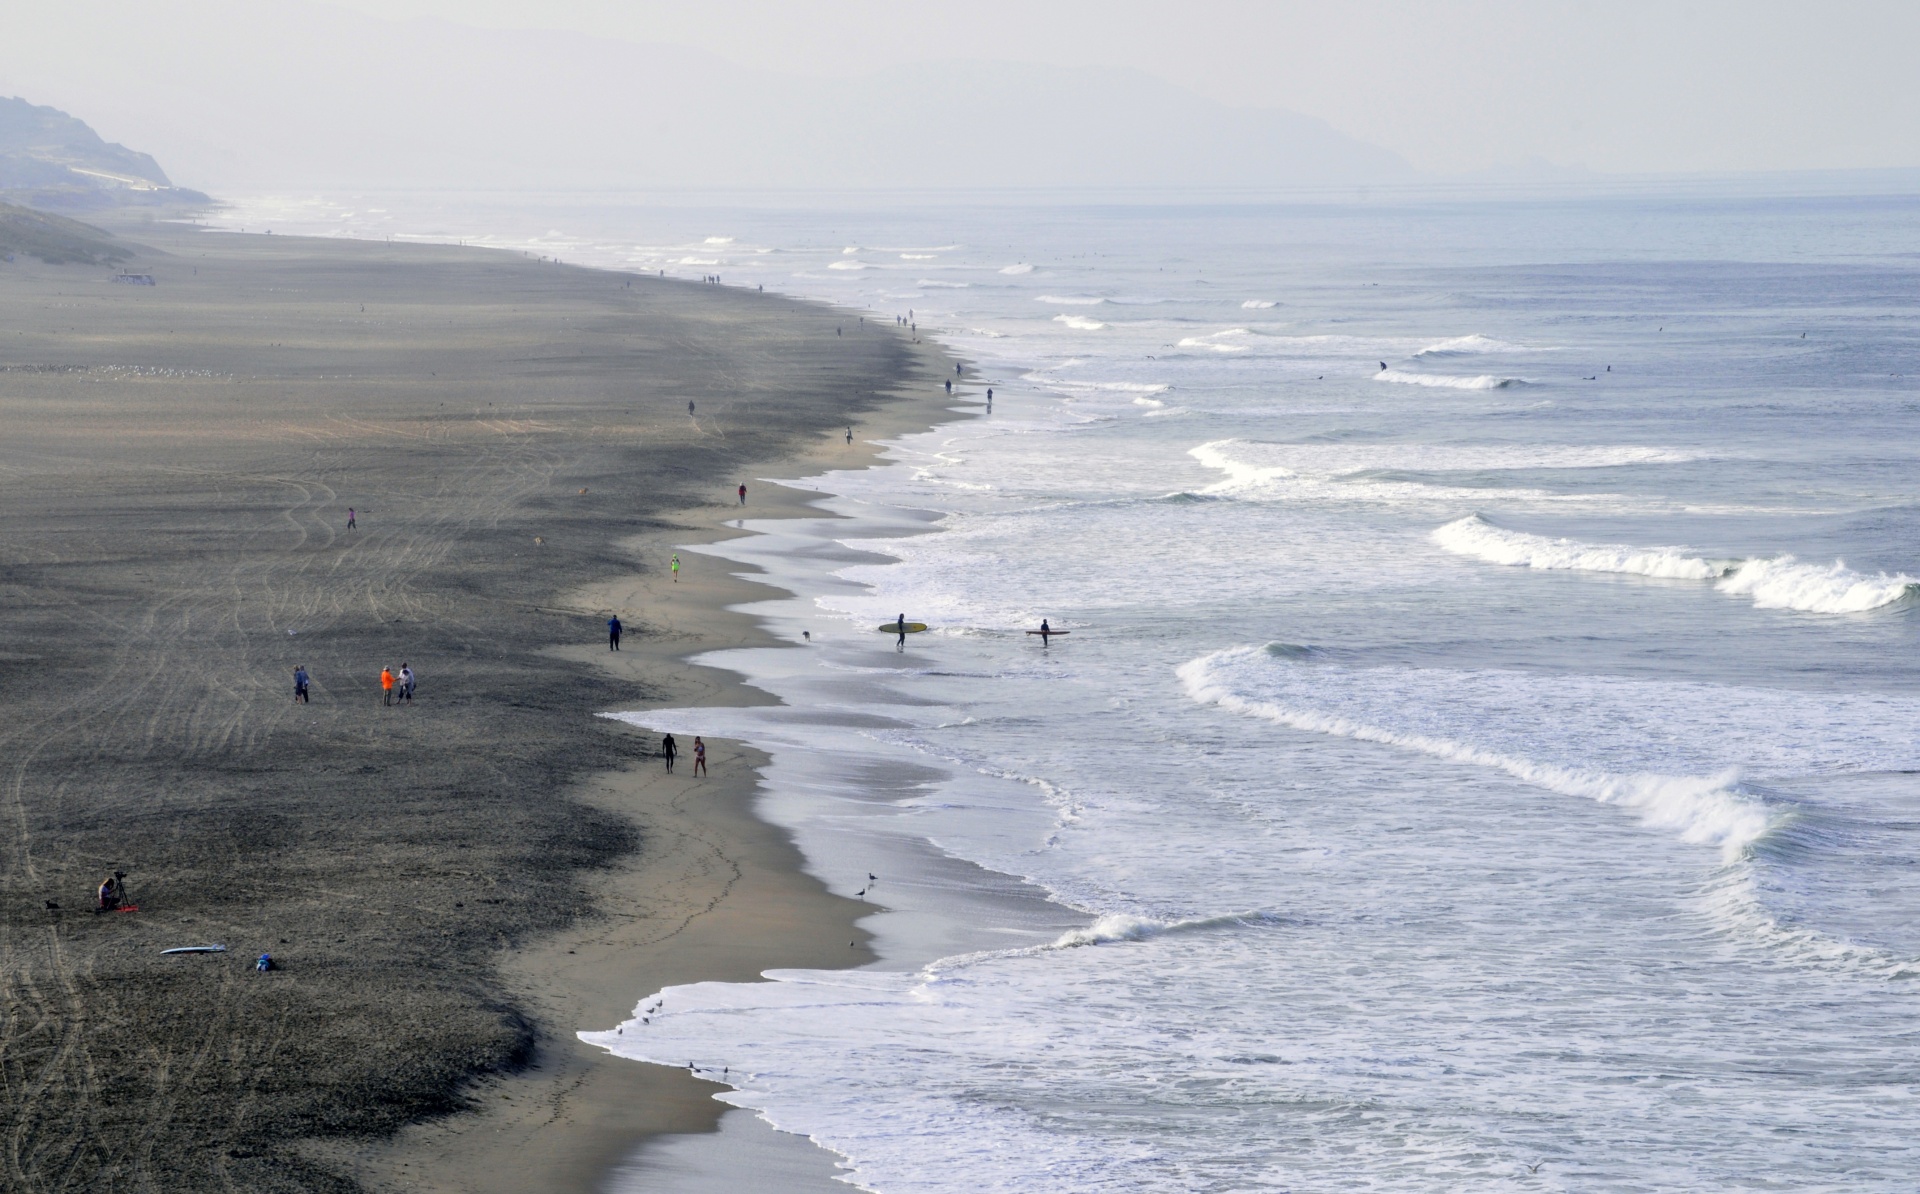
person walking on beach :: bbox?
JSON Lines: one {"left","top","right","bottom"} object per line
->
{"left": 346, "top": 507, "right": 356, "bottom": 531}
{"left": 380, "top": 666, "right": 396, "bottom": 706}
{"left": 688, "top": 400, "right": 695, "bottom": 416}
{"left": 608, "top": 615, "right": 623, "bottom": 651}
{"left": 662, "top": 732, "right": 677, "bottom": 772}
{"left": 738, "top": 483, "right": 747, "bottom": 506}
{"left": 692, "top": 736, "right": 707, "bottom": 777}
{"left": 671, "top": 553, "right": 680, "bottom": 582}
{"left": 944, "top": 379, "right": 952, "bottom": 394}
{"left": 293, "top": 665, "right": 310, "bottom": 704}
{"left": 399, "top": 663, "right": 415, "bottom": 702}
{"left": 846, "top": 425, "right": 854, "bottom": 445}
{"left": 896, "top": 612, "right": 907, "bottom": 651}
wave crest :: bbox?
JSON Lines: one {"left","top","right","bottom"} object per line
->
{"left": 1435, "top": 516, "right": 1917, "bottom": 612}
{"left": 1378, "top": 369, "right": 1523, "bottom": 389}
{"left": 1434, "top": 515, "right": 1726, "bottom": 580}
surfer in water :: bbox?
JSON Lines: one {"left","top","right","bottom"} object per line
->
{"left": 897, "top": 613, "right": 908, "bottom": 651}
{"left": 1039, "top": 618, "right": 1051, "bottom": 646}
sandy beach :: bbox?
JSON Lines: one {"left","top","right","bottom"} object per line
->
{"left": 0, "top": 214, "right": 955, "bottom": 1192}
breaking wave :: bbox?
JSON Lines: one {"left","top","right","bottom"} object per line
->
{"left": 1435, "top": 516, "right": 1918, "bottom": 613}
{"left": 1054, "top": 314, "right": 1107, "bottom": 331}
{"left": 1377, "top": 369, "right": 1525, "bottom": 389}
{"left": 1178, "top": 648, "right": 1785, "bottom": 863}
{"left": 1414, "top": 334, "right": 1529, "bottom": 357}
{"left": 1434, "top": 515, "right": 1727, "bottom": 580}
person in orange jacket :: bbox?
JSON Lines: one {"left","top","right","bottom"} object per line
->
{"left": 380, "top": 666, "right": 396, "bottom": 706}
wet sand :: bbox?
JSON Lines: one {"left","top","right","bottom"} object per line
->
{"left": 0, "top": 216, "right": 956, "bottom": 1192}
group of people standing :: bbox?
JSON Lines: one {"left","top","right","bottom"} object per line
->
{"left": 290, "top": 662, "right": 414, "bottom": 705}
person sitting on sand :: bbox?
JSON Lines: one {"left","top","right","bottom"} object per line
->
{"left": 693, "top": 736, "right": 707, "bottom": 777}
{"left": 96, "top": 874, "right": 121, "bottom": 911}
{"left": 380, "top": 666, "right": 396, "bottom": 706}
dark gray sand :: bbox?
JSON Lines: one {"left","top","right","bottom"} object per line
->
{"left": 0, "top": 218, "right": 953, "bottom": 1192}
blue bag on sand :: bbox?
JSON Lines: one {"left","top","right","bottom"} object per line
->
{"left": 256, "top": 953, "right": 273, "bottom": 972}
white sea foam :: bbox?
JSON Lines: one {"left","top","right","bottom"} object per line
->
{"left": 1054, "top": 314, "right": 1107, "bottom": 331}
{"left": 702, "top": 236, "right": 734, "bottom": 245}
{"left": 1241, "top": 299, "right": 1278, "bottom": 309}
{"left": 1038, "top": 295, "right": 1107, "bottom": 305}
{"left": 1414, "top": 334, "right": 1529, "bottom": 357}
{"left": 827, "top": 259, "right": 868, "bottom": 271}
{"left": 901, "top": 253, "right": 937, "bottom": 260}
{"left": 1377, "top": 368, "right": 1524, "bottom": 389}
{"left": 1716, "top": 556, "right": 1918, "bottom": 613}
{"left": 1177, "top": 328, "right": 1252, "bottom": 352}
{"left": 1047, "top": 912, "right": 1261, "bottom": 949}
{"left": 1191, "top": 440, "right": 1697, "bottom": 501}
{"left": 999, "top": 263, "right": 1034, "bottom": 274}
{"left": 919, "top": 280, "right": 969, "bottom": 288}
{"left": 1435, "top": 516, "right": 1917, "bottom": 612}
{"left": 1434, "top": 515, "right": 1727, "bottom": 580}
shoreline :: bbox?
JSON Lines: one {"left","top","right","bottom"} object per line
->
{"left": 323, "top": 335, "right": 973, "bottom": 1192}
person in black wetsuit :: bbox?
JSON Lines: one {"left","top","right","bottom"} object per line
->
{"left": 896, "top": 613, "right": 907, "bottom": 651}
{"left": 661, "top": 732, "right": 677, "bottom": 772}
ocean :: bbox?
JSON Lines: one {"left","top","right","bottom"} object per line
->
{"left": 220, "top": 188, "right": 1920, "bottom": 1190}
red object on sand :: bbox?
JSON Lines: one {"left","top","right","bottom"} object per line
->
{"left": 115, "top": 906, "right": 139, "bottom": 913}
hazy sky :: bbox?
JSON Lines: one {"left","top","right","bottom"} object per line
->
{"left": 311, "top": 0, "right": 1920, "bottom": 175}
{"left": 7, "top": 0, "right": 1918, "bottom": 190}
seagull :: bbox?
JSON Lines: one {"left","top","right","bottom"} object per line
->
{"left": 868, "top": 873, "right": 877, "bottom": 882}
{"left": 1526, "top": 1162, "right": 1544, "bottom": 1174}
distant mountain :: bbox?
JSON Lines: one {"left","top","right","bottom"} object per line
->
{"left": 0, "top": 5, "right": 1412, "bottom": 192}
{"left": 0, "top": 96, "right": 208, "bottom": 211}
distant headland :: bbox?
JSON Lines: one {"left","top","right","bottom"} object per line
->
{"left": 0, "top": 95, "right": 209, "bottom": 213}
